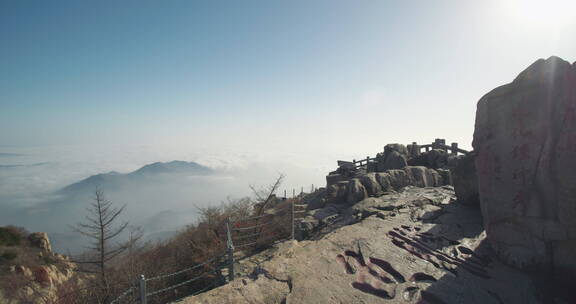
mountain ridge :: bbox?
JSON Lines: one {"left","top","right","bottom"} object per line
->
{"left": 59, "top": 160, "right": 214, "bottom": 195}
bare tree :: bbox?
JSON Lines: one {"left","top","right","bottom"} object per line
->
{"left": 250, "top": 173, "right": 285, "bottom": 216}
{"left": 73, "top": 189, "right": 129, "bottom": 298}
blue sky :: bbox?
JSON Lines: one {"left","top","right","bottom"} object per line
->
{"left": 1, "top": 0, "right": 575, "bottom": 153}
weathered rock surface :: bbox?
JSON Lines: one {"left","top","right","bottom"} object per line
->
{"left": 408, "top": 149, "right": 457, "bottom": 170}
{"left": 359, "top": 173, "right": 382, "bottom": 196}
{"left": 473, "top": 56, "right": 576, "bottom": 280}
{"left": 425, "top": 149, "right": 448, "bottom": 169}
{"left": 346, "top": 178, "right": 368, "bottom": 205}
{"left": 0, "top": 232, "right": 80, "bottom": 304}
{"left": 28, "top": 232, "right": 52, "bottom": 252}
{"left": 302, "top": 188, "right": 327, "bottom": 210}
{"left": 452, "top": 153, "right": 479, "bottom": 206}
{"left": 376, "top": 144, "right": 409, "bottom": 171}
{"left": 325, "top": 181, "right": 348, "bottom": 204}
{"left": 179, "top": 187, "right": 541, "bottom": 304}
{"left": 322, "top": 167, "right": 449, "bottom": 207}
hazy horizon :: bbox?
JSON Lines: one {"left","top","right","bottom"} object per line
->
{"left": 1, "top": 0, "right": 576, "bottom": 252}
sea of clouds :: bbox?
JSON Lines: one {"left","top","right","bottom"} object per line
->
{"left": 0, "top": 142, "right": 357, "bottom": 253}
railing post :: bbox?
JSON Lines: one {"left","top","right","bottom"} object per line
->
{"left": 409, "top": 141, "right": 420, "bottom": 158}
{"left": 225, "top": 218, "right": 235, "bottom": 282}
{"left": 290, "top": 200, "right": 295, "bottom": 240}
{"left": 432, "top": 138, "right": 440, "bottom": 149}
{"left": 139, "top": 274, "right": 147, "bottom": 304}
{"left": 451, "top": 143, "right": 458, "bottom": 155}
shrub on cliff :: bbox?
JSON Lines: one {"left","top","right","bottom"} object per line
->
{"left": 0, "top": 226, "right": 25, "bottom": 247}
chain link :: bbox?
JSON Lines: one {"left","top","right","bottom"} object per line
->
{"left": 232, "top": 220, "right": 274, "bottom": 231}
{"left": 109, "top": 287, "right": 135, "bottom": 304}
{"left": 233, "top": 231, "right": 262, "bottom": 241}
{"left": 80, "top": 199, "right": 306, "bottom": 303}
{"left": 146, "top": 270, "right": 216, "bottom": 297}
{"left": 146, "top": 255, "right": 223, "bottom": 282}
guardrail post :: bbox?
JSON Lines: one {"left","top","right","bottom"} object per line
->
{"left": 139, "top": 274, "right": 147, "bottom": 304}
{"left": 225, "top": 218, "right": 235, "bottom": 282}
{"left": 432, "top": 138, "right": 440, "bottom": 149}
{"left": 409, "top": 142, "right": 420, "bottom": 158}
{"left": 290, "top": 200, "right": 295, "bottom": 240}
{"left": 451, "top": 142, "right": 458, "bottom": 155}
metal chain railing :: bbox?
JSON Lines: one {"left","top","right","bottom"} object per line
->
{"left": 107, "top": 196, "right": 311, "bottom": 304}
{"left": 146, "top": 269, "right": 218, "bottom": 298}
{"left": 109, "top": 286, "right": 135, "bottom": 304}
{"left": 232, "top": 221, "right": 273, "bottom": 231}
{"left": 145, "top": 255, "right": 223, "bottom": 282}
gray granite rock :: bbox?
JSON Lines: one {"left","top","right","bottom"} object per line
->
{"left": 179, "top": 186, "right": 540, "bottom": 304}
{"left": 473, "top": 56, "right": 576, "bottom": 281}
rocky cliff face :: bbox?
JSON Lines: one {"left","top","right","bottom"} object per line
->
{"left": 0, "top": 229, "right": 80, "bottom": 304}
{"left": 473, "top": 56, "right": 576, "bottom": 281}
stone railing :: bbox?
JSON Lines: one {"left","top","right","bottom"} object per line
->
{"left": 338, "top": 139, "right": 469, "bottom": 170}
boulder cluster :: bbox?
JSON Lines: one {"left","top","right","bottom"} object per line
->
{"left": 325, "top": 166, "right": 449, "bottom": 207}
{"left": 321, "top": 142, "right": 464, "bottom": 210}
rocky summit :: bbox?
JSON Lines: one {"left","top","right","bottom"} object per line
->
{"left": 176, "top": 56, "right": 576, "bottom": 304}
{"left": 178, "top": 186, "right": 539, "bottom": 304}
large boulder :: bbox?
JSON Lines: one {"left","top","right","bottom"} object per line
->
{"left": 303, "top": 188, "right": 327, "bottom": 210}
{"left": 28, "top": 232, "right": 52, "bottom": 252}
{"left": 359, "top": 173, "right": 382, "bottom": 196}
{"left": 386, "top": 169, "right": 412, "bottom": 189}
{"left": 408, "top": 149, "right": 451, "bottom": 169}
{"left": 473, "top": 56, "right": 576, "bottom": 280}
{"left": 437, "top": 168, "right": 452, "bottom": 185}
{"left": 452, "top": 153, "right": 479, "bottom": 206}
{"left": 382, "top": 151, "right": 407, "bottom": 170}
{"left": 384, "top": 143, "right": 408, "bottom": 156}
{"left": 325, "top": 181, "right": 348, "bottom": 204}
{"left": 375, "top": 172, "right": 393, "bottom": 192}
{"left": 326, "top": 173, "right": 346, "bottom": 186}
{"left": 375, "top": 144, "right": 408, "bottom": 171}
{"left": 405, "top": 166, "right": 442, "bottom": 188}
{"left": 345, "top": 178, "right": 368, "bottom": 205}
{"left": 425, "top": 149, "right": 448, "bottom": 169}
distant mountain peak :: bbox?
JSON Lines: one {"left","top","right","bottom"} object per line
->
{"left": 59, "top": 160, "right": 213, "bottom": 195}
{"left": 131, "top": 160, "right": 213, "bottom": 176}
